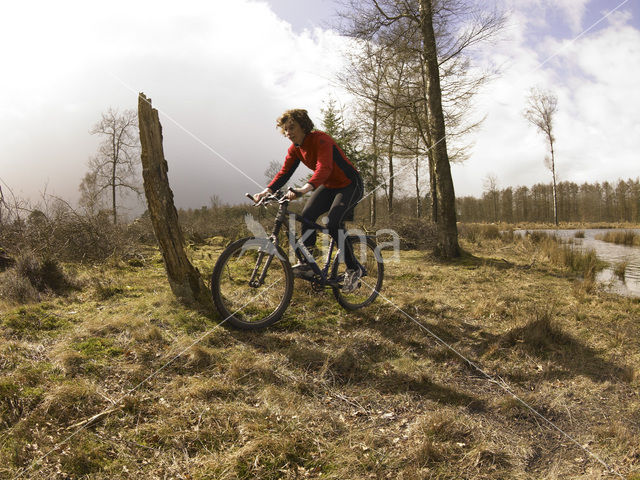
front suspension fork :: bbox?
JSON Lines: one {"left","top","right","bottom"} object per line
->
{"left": 248, "top": 232, "right": 279, "bottom": 288}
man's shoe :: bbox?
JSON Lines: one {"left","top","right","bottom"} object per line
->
{"left": 342, "top": 267, "right": 362, "bottom": 293}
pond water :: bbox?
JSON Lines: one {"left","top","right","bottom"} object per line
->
{"left": 518, "top": 229, "right": 640, "bottom": 298}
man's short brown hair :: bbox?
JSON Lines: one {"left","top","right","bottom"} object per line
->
{"left": 276, "top": 109, "right": 315, "bottom": 135}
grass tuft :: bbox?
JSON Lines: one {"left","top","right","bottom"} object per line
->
{"left": 185, "top": 345, "right": 217, "bottom": 370}
{"left": 40, "top": 381, "right": 104, "bottom": 424}
{"left": 2, "top": 305, "right": 71, "bottom": 339}
{"left": 501, "top": 310, "right": 567, "bottom": 351}
{"left": 0, "top": 253, "right": 78, "bottom": 303}
{"left": 596, "top": 230, "right": 640, "bottom": 246}
{"left": 614, "top": 260, "right": 629, "bottom": 280}
{"left": 533, "top": 233, "right": 604, "bottom": 279}
{"left": 92, "top": 277, "right": 125, "bottom": 300}
{"left": 413, "top": 437, "right": 443, "bottom": 466}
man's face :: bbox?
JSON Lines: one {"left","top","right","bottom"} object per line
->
{"left": 283, "top": 119, "right": 305, "bottom": 145}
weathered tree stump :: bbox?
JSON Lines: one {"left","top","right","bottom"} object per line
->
{"left": 137, "top": 93, "right": 213, "bottom": 309}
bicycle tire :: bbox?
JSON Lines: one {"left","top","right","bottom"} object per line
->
{"left": 211, "top": 237, "right": 294, "bottom": 330}
{"left": 332, "top": 236, "right": 384, "bottom": 310}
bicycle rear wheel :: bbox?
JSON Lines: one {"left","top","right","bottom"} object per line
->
{"left": 332, "top": 236, "right": 383, "bottom": 310}
{"left": 211, "top": 237, "right": 293, "bottom": 330}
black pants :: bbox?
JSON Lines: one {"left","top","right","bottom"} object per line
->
{"left": 301, "top": 180, "right": 363, "bottom": 270}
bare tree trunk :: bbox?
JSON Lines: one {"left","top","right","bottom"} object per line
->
{"left": 420, "top": 0, "right": 460, "bottom": 258}
{"left": 386, "top": 115, "right": 396, "bottom": 215}
{"left": 370, "top": 97, "right": 380, "bottom": 226}
{"left": 111, "top": 163, "right": 117, "bottom": 225}
{"left": 415, "top": 162, "right": 422, "bottom": 218}
{"left": 550, "top": 138, "right": 558, "bottom": 226}
{"left": 429, "top": 155, "right": 437, "bottom": 222}
{"left": 414, "top": 159, "right": 420, "bottom": 218}
{"left": 137, "top": 93, "right": 213, "bottom": 309}
{"left": 410, "top": 98, "right": 437, "bottom": 223}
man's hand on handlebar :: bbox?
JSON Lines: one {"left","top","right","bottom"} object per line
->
{"left": 252, "top": 188, "right": 272, "bottom": 203}
{"left": 285, "top": 183, "right": 314, "bottom": 201}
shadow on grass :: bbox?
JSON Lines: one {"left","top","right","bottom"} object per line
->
{"left": 343, "top": 304, "right": 633, "bottom": 387}
{"left": 372, "top": 369, "right": 482, "bottom": 408}
{"left": 436, "top": 248, "right": 520, "bottom": 271}
{"left": 230, "top": 328, "right": 484, "bottom": 410}
{"left": 494, "top": 315, "right": 633, "bottom": 383}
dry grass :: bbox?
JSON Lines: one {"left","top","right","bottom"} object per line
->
{"left": 0, "top": 253, "right": 79, "bottom": 304}
{"left": 0, "top": 236, "right": 639, "bottom": 479}
{"left": 525, "top": 231, "right": 605, "bottom": 280}
{"left": 614, "top": 260, "right": 629, "bottom": 280}
{"left": 597, "top": 230, "right": 640, "bottom": 247}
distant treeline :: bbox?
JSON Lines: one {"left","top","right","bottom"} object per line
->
{"left": 457, "top": 178, "right": 640, "bottom": 224}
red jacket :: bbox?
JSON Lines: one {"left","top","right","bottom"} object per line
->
{"left": 268, "top": 131, "right": 360, "bottom": 191}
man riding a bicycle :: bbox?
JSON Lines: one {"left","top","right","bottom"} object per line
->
{"left": 254, "top": 109, "right": 364, "bottom": 293}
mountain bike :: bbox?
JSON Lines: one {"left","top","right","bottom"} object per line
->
{"left": 211, "top": 189, "right": 384, "bottom": 330}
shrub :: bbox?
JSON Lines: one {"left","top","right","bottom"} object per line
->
{"left": 178, "top": 203, "right": 256, "bottom": 243}
{"left": 381, "top": 216, "right": 438, "bottom": 250}
{"left": 0, "top": 253, "right": 78, "bottom": 303}
{"left": 459, "top": 224, "right": 502, "bottom": 242}
{"left": 0, "top": 270, "right": 39, "bottom": 303}
{"left": 0, "top": 248, "right": 14, "bottom": 271}
{"left": 527, "top": 230, "right": 552, "bottom": 244}
{"left": 0, "top": 203, "right": 152, "bottom": 263}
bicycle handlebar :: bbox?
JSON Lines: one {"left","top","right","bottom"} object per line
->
{"left": 245, "top": 191, "right": 290, "bottom": 207}
{"left": 245, "top": 192, "right": 259, "bottom": 204}
{"left": 287, "top": 186, "right": 304, "bottom": 198}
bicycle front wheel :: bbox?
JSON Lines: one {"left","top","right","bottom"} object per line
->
{"left": 211, "top": 237, "right": 293, "bottom": 330}
{"left": 332, "top": 236, "right": 384, "bottom": 310}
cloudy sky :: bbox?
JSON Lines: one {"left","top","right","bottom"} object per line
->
{"left": 1, "top": 0, "right": 638, "bottom": 215}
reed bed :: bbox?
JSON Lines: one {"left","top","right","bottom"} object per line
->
{"left": 596, "top": 230, "right": 640, "bottom": 246}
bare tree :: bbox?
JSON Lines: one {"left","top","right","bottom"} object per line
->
{"left": 338, "top": 0, "right": 504, "bottom": 256}
{"left": 339, "top": 41, "right": 392, "bottom": 225}
{"left": 264, "top": 160, "right": 284, "bottom": 186}
{"left": 88, "top": 108, "right": 141, "bottom": 224}
{"left": 78, "top": 171, "right": 104, "bottom": 215}
{"left": 524, "top": 88, "right": 559, "bottom": 225}
{"left": 483, "top": 173, "right": 499, "bottom": 222}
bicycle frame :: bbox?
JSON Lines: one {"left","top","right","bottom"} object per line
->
{"left": 254, "top": 194, "right": 358, "bottom": 288}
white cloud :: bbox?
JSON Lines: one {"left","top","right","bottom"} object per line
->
{"left": 554, "top": 0, "right": 590, "bottom": 33}
{"left": 499, "top": 0, "right": 590, "bottom": 33}
{"left": 456, "top": 1, "right": 640, "bottom": 197}
{"left": 0, "top": 0, "right": 352, "bottom": 208}
{"left": 1, "top": 0, "right": 637, "bottom": 210}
